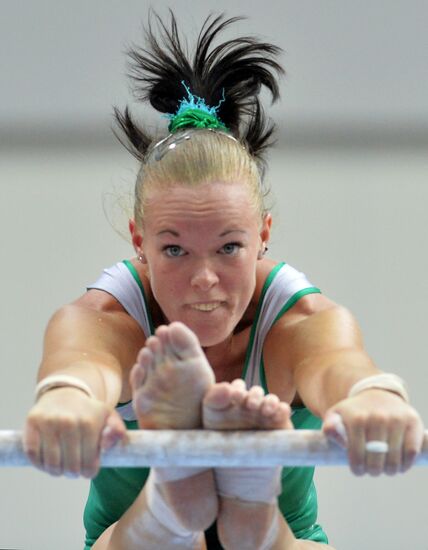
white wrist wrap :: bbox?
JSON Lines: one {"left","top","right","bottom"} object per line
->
{"left": 215, "top": 466, "right": 282, "bottom": 504}
{"left": 348, "top": 373, "right": 409, "bottom": 403}
{"left": 35, "top": 375, "right": 96, "bottom": 402}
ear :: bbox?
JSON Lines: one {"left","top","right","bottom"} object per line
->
{"left": 260, "top": 212, "right": 272, "bottom": 244}
{"left": 257, "top": 213, "right": 272, "bottom": 260}
{"left": 129, "top": 219, "right": 144, "bottom": 259}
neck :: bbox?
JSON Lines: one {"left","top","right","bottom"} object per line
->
{"left": 203, "top": 333, "right": 234, "bottom": 370}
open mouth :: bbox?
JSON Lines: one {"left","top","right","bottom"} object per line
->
{"left": 189, "top": 302, "right": 222, "bottom": 312}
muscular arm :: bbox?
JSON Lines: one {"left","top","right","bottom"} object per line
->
{"left": 39, "top": 290, "right": 146, "bottom": 406}
{"left": 264, "top": 293, "right": 380, "bottom": 417}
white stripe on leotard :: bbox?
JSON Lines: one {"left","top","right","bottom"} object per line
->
{"left": 88, "top": 261, "right": 153, "bottom": 338}
{"left": 243, "top": 263, "right": 319, "bottom": 389}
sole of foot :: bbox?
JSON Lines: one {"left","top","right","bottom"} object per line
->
{"left": 130, "top": 322, "right": 218, "bottom": 533}
{"left": 130, "top": 321, "right": 215, "bottom": 429}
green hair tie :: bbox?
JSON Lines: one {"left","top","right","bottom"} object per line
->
{"left": 167, "top": 81, "right": 228, "bottom": 133}
{"left": 168, "top": 107, "right": 228, "bottom": 133}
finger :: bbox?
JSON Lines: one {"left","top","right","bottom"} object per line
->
{"left": 101, "top": 410, "right": 128, "bottom": 451}
{"left": 41, "top": 427, "right": 63, "bottom": 476}
{"left": 23, "top": 420, "right": 42, "bottom": 469}
{"left": 365, "top": 421, "right": 388, "bottom": 477}
{"left": 80, "top": 419, "right": 102, "bottom": 479}
{"left": 322, "top": 411, "right": 348, "bottom": 449}
{"left": 60, "top": 422, "right": 82, "bottom": 477}
{"left": 346, "top": 418, "right": 366, "bottom": 476}
{"left": 401, "top": 416, "right": 424, "bottom": 473}
{"left": 384, "top": 423, "right": 404, "bottom": 476}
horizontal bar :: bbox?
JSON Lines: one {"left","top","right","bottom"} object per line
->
{"left": 1, "top": 430, "right": 427, "bottom": 468}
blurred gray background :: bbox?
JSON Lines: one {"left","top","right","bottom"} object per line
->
{"left": 0, "top": 1, "right": 427, "bottom": 549}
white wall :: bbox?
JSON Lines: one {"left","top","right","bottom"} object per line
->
{"left": 2, "top": 0, "right": 428, "bottom": 130}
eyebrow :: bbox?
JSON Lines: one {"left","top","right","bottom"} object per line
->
{"left": 157, "top": 229, "right": 180, "bottom": 237}
{"left": 219, "top": 229, "right": 247, "bottom": 237}
{"left": 156, "top": 229, "right": 247, "bottom": 237}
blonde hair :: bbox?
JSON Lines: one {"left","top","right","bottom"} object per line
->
{"left": 133, "top": 129, "right": 268, "bottom": 229}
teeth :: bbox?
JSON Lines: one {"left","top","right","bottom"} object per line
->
{"left": 190, "top": 302, "right": 221, "bottom": 312}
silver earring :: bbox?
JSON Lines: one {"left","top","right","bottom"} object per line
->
{"left": 257, "top": 245, "right": 269, "bottom": 260}
{"left": 138, "top": 254, "right": 146, "bottom": 263}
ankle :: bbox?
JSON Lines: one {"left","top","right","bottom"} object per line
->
{"left": 153, "top": 469, "right": 218, "bottom": 532}
{"left": 217, "top": 497, "right": 278, "bottom": 550}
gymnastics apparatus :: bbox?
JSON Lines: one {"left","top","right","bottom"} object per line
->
{"left": 1, "top": 429, "right": 427, "bottom": 468}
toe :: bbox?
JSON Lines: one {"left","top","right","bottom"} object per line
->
{"left": 229, "top": 379, "right": 246, "bottom": 405}
{"left": 272, "top": 402, "right": 293, "bottom": 429}
{"left": 155, "top": 326, "right": 177, "bottom": 361}
{"left": 168, "top": 322, "right": 201, "bottom": 359}
{"left": 203, "top": 382, "right": 234, "bottom": 410}
{"left": 130, "top": 349, "right": 152, "bottom": 390}
{"left": 146, "top": 335, "right": 163, "bottom": 362}
{"left": 260, "top": 394, "right": 280, "bottom": 416}
{"left": 155, "top": 325, "right": 169, "bottom": 341}
{"left": 138, "top": 346, "right": 154, "bottom": 368}
{"left": 245, "top": 385, "right": 265, "bottom": 410}
{"left": 230, "top": 379, "right": 246, "bottom": 390}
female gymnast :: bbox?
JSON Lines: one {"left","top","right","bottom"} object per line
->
{"left": 24, "top": 12, "right": 424, "bottom": 550}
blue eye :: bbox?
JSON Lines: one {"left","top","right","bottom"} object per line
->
{"left": 164, "top": 245, "right": 185, "bottom": 257}
{"left": 221, "top": 242, "right": 242, "bottom": 255}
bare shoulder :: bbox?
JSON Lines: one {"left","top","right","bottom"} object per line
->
{"left": 275, "top": 292, "right": 341, "bottom": 327}
{"left": 56, "top": 290, "right": 144, "bottom": 341}
{"left": 62, "top": 259, "right": 152, "bottom": 337}
{"left": 72, "top": 258, "right": 152, "bottom": 314}
{"left": 265, "top": 293, "right": 361, "bottom": 356}
{"left": 73, "top": 289, "right": 127, "bottom": 313}
{"left": 263, "top": 292, "right": 361, "bottom": 402}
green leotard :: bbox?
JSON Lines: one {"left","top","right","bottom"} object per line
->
{"left": 83, "top": 261, "right": 329, "bottom": 548}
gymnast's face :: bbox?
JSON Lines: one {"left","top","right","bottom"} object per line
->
{"left": 133, "top": 181, "right": 271, "bottom": 347}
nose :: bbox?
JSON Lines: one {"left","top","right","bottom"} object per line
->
{"left": 190, "top": 265, "right": 219, "bottom": 292}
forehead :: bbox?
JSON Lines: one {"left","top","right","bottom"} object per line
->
{"left": 143, "top": 181, "right": 258, "bottom": 232}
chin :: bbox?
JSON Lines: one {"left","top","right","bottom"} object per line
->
{"left": 184, "top": 320, "right": 234, "bottom": 348}
{"left": 163, "top": 306, "right": 239, "bottom": 347}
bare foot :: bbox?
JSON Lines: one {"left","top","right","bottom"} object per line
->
{"left": 203, "top": 378, "right": 293, "bottom": 430}
{"left": 203, "top": 379, "right": 293, "bottom": 550}
{"left": 130, "top": 321, "right": 215, "bottom": 429}
{"left": 130, "top": 321, "right": 218, "bottom": 534}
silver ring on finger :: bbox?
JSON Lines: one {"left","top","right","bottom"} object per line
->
{"left": 365, "top": 440, "right": 389, "bottom": 453}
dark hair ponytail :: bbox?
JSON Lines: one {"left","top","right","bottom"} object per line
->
{"left": 113, "top": 10, "right": 284, "bottom": 164}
